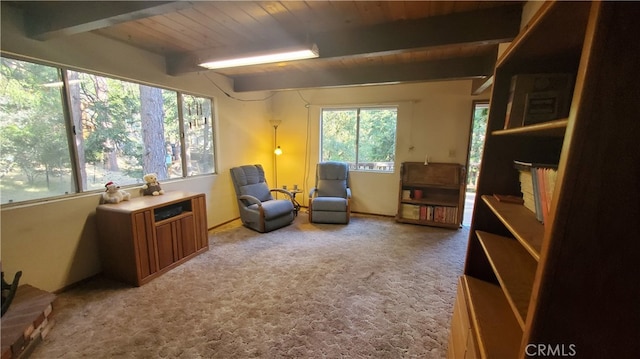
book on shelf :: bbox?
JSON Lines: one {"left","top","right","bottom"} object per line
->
{"left": 401, "top": 204, "right": 456, "bottom": 224}
{"left": 447, "top": 207, "right": 458, "bottom": 224}
{"left": 432, "top": 206, "right": 457, "bottom": 224}
{"left": 530, "top": 166, "right": 543, "bottom": 222}
{"left": 514, "top": 160, "right": 558, "bottom": 224}
{"left": 415, "top": 205, "right": 435, "bottom": 221}
{"left": 400, "top": 204, "right": 420, "bottom": 220}
{"left": 402, "top": 190, "right": 411, "bottom": 200}
{"left": 493, "top": 194, "right": 525, "bottom": 204}
{"left": 519, "top": 170, "right": 537, "bottom": 214}
{"left": 513, "top": 160, "right": 558, "bottom": 171}
{"left": 504, "top": 73, "right": 574, "bottom": 129}
{"left": 433, "top": 206, "right": 444, "bottom": 223}
{"left": 536, "top": 167, "right": 549, "bottom": 223}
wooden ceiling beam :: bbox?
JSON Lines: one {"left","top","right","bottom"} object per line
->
{"left": 313, "top": 4, "right": 521, "bottom": 58}
{"left": 167, "top": 4, "right": 520, "bottom": 76}
{"left": 232, "top": 53, "right": 497, "bottom": 92}
{"left": 472, "top": 76, "right": 494, "bottom": 95}
{"left": 23, "top": 1, "right": 192, "bottom": 40}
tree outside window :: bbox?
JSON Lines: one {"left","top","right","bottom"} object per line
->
{"left": 181, "top": 94, "right": 215, "bottom": 176}
{"left": 321, "top": 107, "right": 397, "bottom": 172}
{"left": 0, "top": 58, "right": 74, "bottom": 202}
{"left": 0, "top": 57, "right": 216, "bottom": 205}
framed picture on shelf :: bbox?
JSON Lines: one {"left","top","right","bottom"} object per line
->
{"left": 504, "top": 73, "right": 574, "bottom": 129}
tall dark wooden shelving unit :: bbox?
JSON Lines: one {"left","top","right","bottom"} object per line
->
{"left": 448, "top": 2, "right": 640, "bottom": 358}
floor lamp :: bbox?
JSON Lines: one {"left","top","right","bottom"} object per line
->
{"left": 270, "top": 120, "right": 282, "bottom": 189}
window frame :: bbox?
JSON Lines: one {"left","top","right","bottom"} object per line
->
{"left": 320, "top": 105, "right": 398, "bottom": 173}
{"left": 0, "top": 55, "right": 217, "bottom": 206}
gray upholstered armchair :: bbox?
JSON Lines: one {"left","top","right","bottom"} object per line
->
{"left": 230, "top": 164, "right": 295, "bottom": 233}
{"left": 309, "top": 161, "right": 351, "bottom": 224}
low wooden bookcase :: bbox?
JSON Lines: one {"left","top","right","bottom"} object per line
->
{"left": 396, "top": 162, "right": 465, "bottom": 229}
{"left": 96, "top": 191, "right": 208, "bottom": 286}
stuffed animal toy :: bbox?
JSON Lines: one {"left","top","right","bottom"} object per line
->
{"left": 142, "top": 173, "right": 164, "bottom": 196}
{"left": 101, "top": 181, "right": 131, "bottom": 204}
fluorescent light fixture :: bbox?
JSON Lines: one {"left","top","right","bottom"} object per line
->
{"left": 199, "top": 44, "right": 319, "bottom": 70}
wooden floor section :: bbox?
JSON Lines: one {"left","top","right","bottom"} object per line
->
{"left": 1, "top": 285, "right": 56, "bottom": 359}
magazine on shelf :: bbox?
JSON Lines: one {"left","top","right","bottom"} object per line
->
{"left": 513, "top": 160, "right": 558, "bottom": 224}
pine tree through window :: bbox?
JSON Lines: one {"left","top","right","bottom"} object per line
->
{"left": 0, "top": 57, "right": 216, "bottom": 205}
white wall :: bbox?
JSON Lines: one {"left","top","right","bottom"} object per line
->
{"left": 271, "top": 81, "right": 486, "bottom": 216}
{"left": 0, "top": 3, "right": 488, "bottom": 292}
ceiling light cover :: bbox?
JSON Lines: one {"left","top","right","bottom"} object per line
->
{"left": 199, "top": 44, "right": 319, "bottom": 70}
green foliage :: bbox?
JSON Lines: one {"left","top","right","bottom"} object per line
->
{"left": 182, "top": 94, "right": 215, "bottom": 175}
{"left": 467, "top": 104, "right": 488, "bottom": 189}
{"left": 0, "top": 57, "right": 216, "bottom": 203}
{"left": 0, "top": 58, "right": 70, "bottom": 186}
{"left": 358, "top": 108, "right": 397, "bottom": 162}
{"left": 321, "top": 109, "right": 357, "bottom": 162}
{"left": 76, "top": 73, "right": 141, "bottom": 167}
{"left": 469, "top": 105, "right": 488, "bottom": 165}
{"left": 321, "top": 107, "right": 397, "bottom": 167}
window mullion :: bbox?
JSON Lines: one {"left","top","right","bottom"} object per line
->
{"left": 60, "top": 69, "right": 82, "bottom": 193}
{"left": 355, "top": 108, "right": 360, "bottom": 168}
{"left": 177, "top": 93, "right": 187, "bottom": 178}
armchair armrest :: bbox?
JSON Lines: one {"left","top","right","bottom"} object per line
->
{"left": 270, "top": 188, "right": 293, "bottom": 200}
{"left": 239, "top": 194, "right": 262, "bottom": 206}
{"left": 309, "top": 188, "right": 350, "bottom": 199}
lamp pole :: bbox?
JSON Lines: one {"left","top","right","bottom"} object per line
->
{"left": 270, "top": 119, "right": 282, "bottom": 189}
{"left": 274, "top": 123, "right": 278, "bottom": 187}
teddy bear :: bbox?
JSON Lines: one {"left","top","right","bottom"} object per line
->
{"left": 141, "top": 173, "right": 164, "bottom": 196}
{"left": 101, "top": 181, "right": 131, "bottom": 204}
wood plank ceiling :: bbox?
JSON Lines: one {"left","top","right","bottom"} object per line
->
{"left": 10, "top": 1, "right": 523, "bottom": 92}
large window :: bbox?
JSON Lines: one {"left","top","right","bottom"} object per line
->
{"left": 0, "top": 59, "right": 73, "bottom": 202}
{"left": 0, "top": 57, "right": 216, "bottom": 204}
{"left": 181, "top": 94, "right": 215, "bottom": 176}
{"left": 321, "top": 107, "right": 397, "bottom": 172}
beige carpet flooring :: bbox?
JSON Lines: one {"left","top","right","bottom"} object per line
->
{"left": 31, "top": 213, "right": 469, "bottom": 358}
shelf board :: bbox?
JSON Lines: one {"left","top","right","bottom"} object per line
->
{"left": 402, "top": 183, "right": 460, "bottom": 190}
{"left": 493, "top": 118, "right": 568, "bottom": 137}
{"left": 154, "top": 211, "right": 193, "bottom": 226}
{"left": 482, "top": 195, "right": 543, "bottom": 261}
{"left": 476, "top": 231, "right": 537, "bottom": 330}
{"left": 401, "top": 199, "right": 458, "bottom": 207}
{"left": 463, "top": 275, "right": 522, "bottom": 359}
{"left": 396, "top": 217, "right": 459, "bottom": 229}
{"left": 496, "top": 2, "right": 589, "bottom": 69}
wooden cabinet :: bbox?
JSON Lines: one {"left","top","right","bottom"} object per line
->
{"left": 96, "top": 191, "right": 208, "bottom": 286}
{"left": 449, "top": 2, "right": 640, "bottom": 358}
{"left": 396, "top": 162, "right": 465, "bottom": 229}
{"left": 156, "top": 215, "right": 197, "bottom": 269}
{"left": 448, "top": 277, "right": 480, "bottom": 359}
